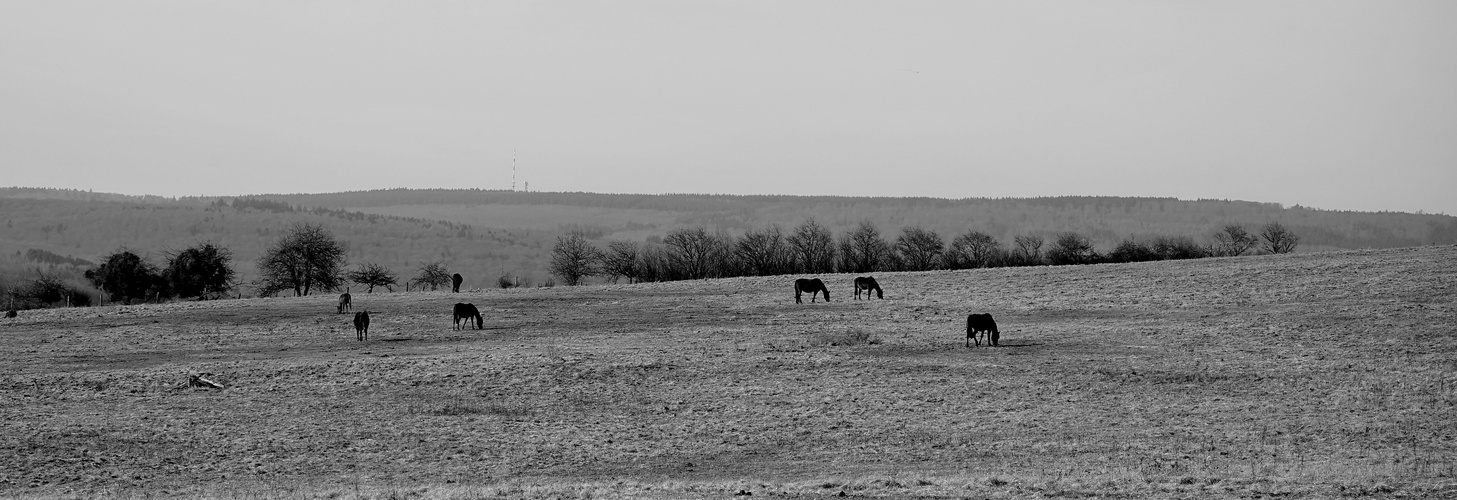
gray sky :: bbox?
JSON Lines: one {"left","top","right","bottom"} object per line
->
{"left": 3, "top": 1, "right": 1454, "bottom": 214}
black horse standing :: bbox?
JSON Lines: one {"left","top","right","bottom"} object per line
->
{"left": 453, "top": 303, "right": 483, "bottom": 330}
{"left": 794, "top": 278, "right": 830, "bottom": 304}
{"left": 451, "top": 273, "right": 463, "bottom": 293}
{"left": 853, "top": 276, "right": 883, "bottom": 300}
{"left": 967, "top": 313, "right": 999, "bottom": 347}
{"left": 353, "top": 310, "right": 370, "bottom": 341}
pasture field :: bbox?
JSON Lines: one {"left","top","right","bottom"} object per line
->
{"left": 2, "top": 246, "right": 1454, "bottom": 499}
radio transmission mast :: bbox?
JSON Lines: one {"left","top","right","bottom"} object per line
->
{"left": 511, "top": 150, "right": 517, "bottom": 191}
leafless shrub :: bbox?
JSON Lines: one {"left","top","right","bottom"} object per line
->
{"left": 496, "top": 274, "right": 517, "bottom": 289}
{"left": 1046, "top": 232, "right": 1098, "bottom": 265}
{"left": 411, "top": 261, "right": 453, "bottom": 291}
{"left": 1260, "top": 222, "right": 1300, "bottom": 254}
{"left": 1213, "top": 224, "right": 1260, "bottom": 256}
{"left": 1011, "top": 234, "right": 1044, "bottom": 266}
{"left": 1151, "top": 236, "right": 1208, "bottom": 260}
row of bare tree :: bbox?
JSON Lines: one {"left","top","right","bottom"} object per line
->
{"left": 551, "top": 220, "right": 1301, "bottom": 285}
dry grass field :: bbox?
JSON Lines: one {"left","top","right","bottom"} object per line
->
{"left": 2, "top": 246, "right": 1454, "bottom": 499}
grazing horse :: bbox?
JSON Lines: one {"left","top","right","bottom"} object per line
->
{"left": 353, "top": 310, "right": 370, "bottom": 341}
{"left": 794, "top": 278, "right": 830, "bottom": 304}
{"left": 853, "top": 276, "right": 883, "bottom": 300}
{"left": 451, "top": 273, "right": 463, "bottom": 293}
{"left": 337, "top": 293, "right": 352, "bottom": 314}
{"left": 966, "top": 313, "right": 999, "bottom": 347}
{"left": 453, "top": 303, "right": 483, "bottom": 330}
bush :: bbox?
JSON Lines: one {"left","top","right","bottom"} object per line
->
{"left": 411, "top": 262, "right": 453, "bottom": 291}
{"left": 1107, "top": 239, "right": 1158, "bottom": 263}
{"left": 1046, "top": 232, "right": 1099, "bottom": 265}
{"left": 1151, "top": 236, "right": 1208, "bottom": 260}
{"left": 165, "top": 242, "right": 235, "bottom": 299}
{"left": 87, "top": 250, "right": 167, "bottom": 304}
{"left": 12, "top": 272, "right": 94, "bottom": 308}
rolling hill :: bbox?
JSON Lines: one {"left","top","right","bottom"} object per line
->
{"left": 3, "top": 187, "right": 1455, "bottom": 297}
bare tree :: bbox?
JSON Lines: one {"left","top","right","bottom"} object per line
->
{"left": 1214, "top": 224, "right": 1259, "bottom": 256}
{"left": 601, "top": 240, "right": 641, "bottom": 284}
{"left": 895, "top": 226, "right": 944, "bottom": 271}
{"left": 787, "top": 218, "right": 836, "bottom": 274}
{"left": 838, "top": 220, "right": 889, "bottom": 273}
{"left": 348, "top": 262, "right": 398, "bottom": 293}
{"left": 255, "top": 223, "right": 347, "bottom": 297}
{"left": 549, "top": 232, "right": 603, "bottom": 286}
{"left": 944, "top": 231, "right": 1003, "bottom": 269}
{"left": 735, "top": 223, "right": 793, "bottom": 276}
{"left": 663, "top": 227, "right": 728, "bottom": 280}
{"left": 1011, "top": 234, "right": 1044, "bottom": 266}
{"left": 412, "top": 262, "right": 453, "bottom": 291}
{"left": 636, "top": 244, "right": 676, "bottom": 282}
{"left": 1260, "top": 222, "right": 1300, "bottom": 254}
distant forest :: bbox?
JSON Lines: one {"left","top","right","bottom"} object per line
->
{"left": 3, "top": 187, "right": 1455, "bottom": 297}
{"left": 257, "top": 189, "right": 1457, "bottom": 251}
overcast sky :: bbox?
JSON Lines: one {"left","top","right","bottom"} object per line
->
{"left": 3, "top": 1, "right": 1454, "bottom": 214}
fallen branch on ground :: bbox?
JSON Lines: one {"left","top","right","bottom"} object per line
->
{"left": 188, "top": 373, "right": 224, "bottom": 389}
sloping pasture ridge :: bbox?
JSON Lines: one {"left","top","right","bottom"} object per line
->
{"left": 1, "top": 246, "right": 1453, "bottom": 499}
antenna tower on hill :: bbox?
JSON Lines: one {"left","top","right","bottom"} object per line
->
{"left": 511, "top": 150, "right": 517, "bottom": 191}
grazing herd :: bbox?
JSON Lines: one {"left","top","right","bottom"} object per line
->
{"left": 333, "top": 274, "right": 1000, "bottom": 348}
{"left": 799, "top": 275, "right": 1000, "bottom": 348}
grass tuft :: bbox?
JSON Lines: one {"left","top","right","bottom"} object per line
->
{"left": 809, "top": 328, "right": 881, "bottom": 347}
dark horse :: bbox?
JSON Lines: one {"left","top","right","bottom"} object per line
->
{"left": 794, "top": 278, "right": 830, "bottom": 304}
{"left": 453, "top": 303, "right": 483, "bottom": 330}
{"left": 337, "top": 292, "right": 351, "bottom": 314}
{"left": 353, "top": 310, "right": 370, "bottom": 341}
{"left": 853, "top": 276, "right": 883, "bottom": 300}
{"left": 451, "top": 273, "right": 463, "bottom": 293}
{"left": 967, "top": 313, "right": 999, "bottom": 347}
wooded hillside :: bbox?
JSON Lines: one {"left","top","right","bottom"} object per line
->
{"left": 3, "top": 187, "right": 1455, "bottom": 295}
{"left": 264, "top": 189, "right": 1457, "bottom": 250}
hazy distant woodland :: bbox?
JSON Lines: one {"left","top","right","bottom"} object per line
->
{"left": 3, "top": 187, "right": 1455, "bottom": 299}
